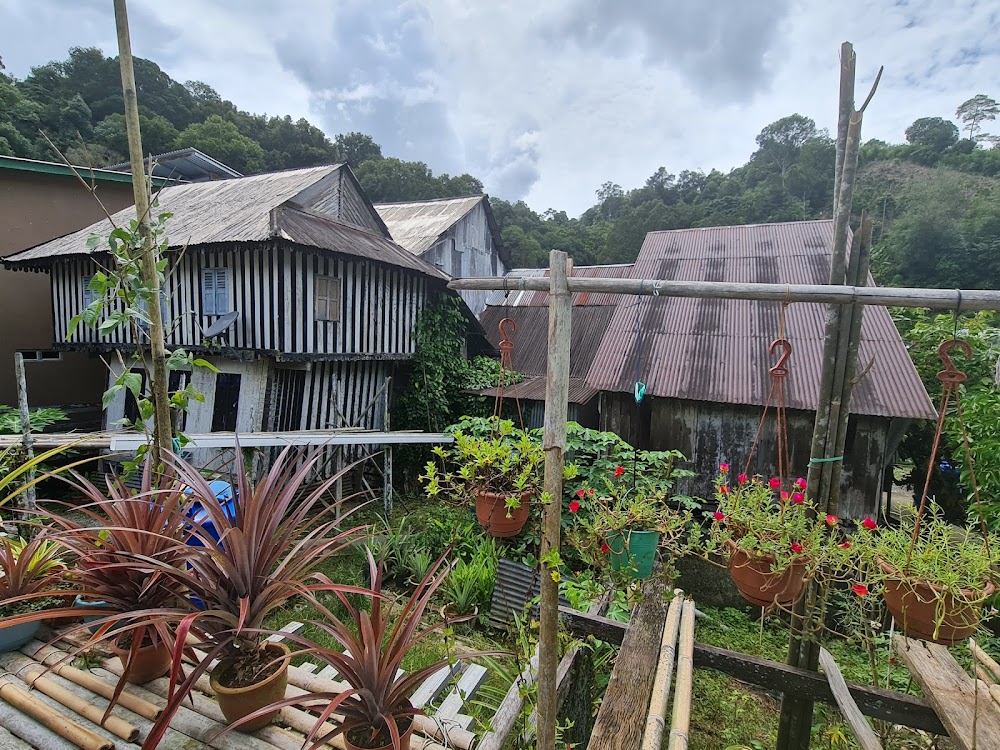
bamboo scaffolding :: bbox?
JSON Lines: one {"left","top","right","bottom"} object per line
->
{"left": 666, "top": 600, "right": 696, "bottom": 750}
{"left": 640, "top": 592, "right": 685, "bottom": 750}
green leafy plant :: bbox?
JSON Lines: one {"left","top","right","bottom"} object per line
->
{"left": 0, "top": 406, "right": 67, "bottom": 435}
{"left": 443, "top": 539, "right": 498, "bottom": 615}
{"left": 403, "top": 547, "right": 434, "bottom": 586}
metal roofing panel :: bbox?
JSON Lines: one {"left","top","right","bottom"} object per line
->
{"left": 483, "top": 264, "right": 634, "bottom": 307}
{"left": 375, "top": 196, "right": 484, "bottom": 256}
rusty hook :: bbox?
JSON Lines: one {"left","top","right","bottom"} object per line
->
{"left": 498, "top": 318, "right": 516, "bottom": 353}
{"left": 769, "top": 338, "right": 792, "bottom": 379}
{"left": 936, "top": 338, "right": 972, "bottom": 385}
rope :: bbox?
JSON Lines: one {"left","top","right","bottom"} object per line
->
{"left": 743, "top": 301, "right": 792, "bottom": 488}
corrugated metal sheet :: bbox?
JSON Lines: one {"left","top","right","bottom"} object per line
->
{"left": 586, "top": 220, "right": 936, "bottom": 420}
{"left": 6, "top": 165, "right": 341, "bottom": 262}
{"left": 375, "top": 196, "right": 484, "bottom": 256}
{"left": 479, "top": 305, "right": 616, "bottom": 379}
{"left": 467, "top": 376, "right": 598, "bottom": 405}
{"left": 483, "top": 264, "right": 634, "bottom": 307}
{"left": 489, "top": 557, "right": 570, "bottom": 629}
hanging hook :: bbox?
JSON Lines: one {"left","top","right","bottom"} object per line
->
{"left": 769, "top": 338, "right": 792, "bottom": 379}
{"left": 936, "top": 339, "right": 972, "bottom": 385}
{"left": 498, "top": 318, "right": 516, "bottom": 354}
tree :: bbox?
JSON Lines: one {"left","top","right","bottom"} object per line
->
{"left": 176, "top": 115, "right": 265, "bottom": 173}
{"left": 334, "top": 132, "right": 382, "bottom": 168}
{"left": 905, "top": 117, "right": 960, "bottom": 151}
{"left": 753, "top": 114, "right": 822, "bottom": 189}
{"left": 956, "top": 94, "right": 1000, "bottom": 141}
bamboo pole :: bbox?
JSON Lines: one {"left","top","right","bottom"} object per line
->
{"left": 666, "top": 599, "right": 696, "bottom": 750}
{"left": 112, "top": 0, "right": 173, "bottom": 467}
{"left": 970, "top": 640, "right": 1000, "bottom": 683}
{"left": 641, "top": 592, "right": 685, "bottom": 750}
{"left": 0, "top": 677, "right": 113, "bottom": 750}
{"left": 13, "top": 352, "right": 37, "bottom": 515}
{"left": 832, "top": 43, "right": 856, "bottom": 221}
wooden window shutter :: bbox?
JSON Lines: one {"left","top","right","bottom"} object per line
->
{"left": 315, "top": 276, "right": 341, "bottom": 322}
{"left": 202, "top": 268, "right": 228, "bottom": 315}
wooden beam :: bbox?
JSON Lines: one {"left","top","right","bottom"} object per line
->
{"left": 559, "top": 609, "right": 947, "bottom": 736}
{"left": 448, "top": 277, "right": 1000, "bottom": 311}
{"left": 819, "top": 647, "right": 882, "bottom": 750}
{"left": 588, "top": 574, "right": 670, "bottom": 750}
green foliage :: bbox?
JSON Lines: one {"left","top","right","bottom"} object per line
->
{"left": 956, "top": 94, "right": 1000, "bottom": 141}
{"left": 176, "top": 115, "right": 266, "bottom": 174}
{"left": 354, "top": 156, "right": 483, "bottom": 202}
{"left": 905, "top": 116, "right": 960, "bottom": 151}
{"left": 0, "top": 406, "right": 67, "bottom": 435}
{"left": 442, "top": 541, "right": 498, "bottom": 614}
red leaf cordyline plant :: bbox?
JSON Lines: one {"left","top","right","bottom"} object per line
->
{"left": 141, "top": 446, "right": 373, "bottom": 749}
{"left": 221, "top": 549, "right": 495, "bottom": 750}
{"left": 0, "top": 534, "right": 66, "bottom": 617}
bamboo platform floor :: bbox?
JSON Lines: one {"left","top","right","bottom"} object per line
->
{"left": 0, "top": 623, "right": 485, "bottom": 750}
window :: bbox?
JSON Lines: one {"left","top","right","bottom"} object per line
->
{"left": 82, "top": 275, "right": 96, "bottom": 307}
{"left": 201, "top": 268, "right": 230, "bottom": 316}
{"left": 211, "top": 373, "right": 242, "bottom": 432}
{"left": 315, "top": 275, "right": 341, "bottom": 322}
{"left": 18, "top": 350, "right": 62, "bottom": 362}
{"left": 137, "top": 292, "right": 169, "bottom": 330}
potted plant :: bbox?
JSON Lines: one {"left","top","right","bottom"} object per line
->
{"left": 141, "top": 446, "right": 371, "bottom": 743}
{"left": 854, "top": 506, "right": 996, "bottom": 645}
{"left": 568, "top": 466, "right": 696, "bottom": 579}
{"left": 708, "top": 466, "right": 826, "bottom": 607}
{"left": 0, "top": 534, "right": 66, "bottom": 651}
{"left": 440, "top": 540, "right": 497, "bottom": 624}
{"left": 422, "top": 417, "right": 543, "bottom": 538}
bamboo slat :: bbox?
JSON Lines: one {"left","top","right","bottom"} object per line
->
{"left": 0, "top": 678, "right": 112, "bottom": 750}
{"left": 640, "top": 592, "right": 685, "bottom": 750}
{"left": 666, "top": 600, "right": 695, "bottom": 750}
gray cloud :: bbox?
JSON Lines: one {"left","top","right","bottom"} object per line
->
{"left": 550, "top": 0, "right": 793, "bottom": 100}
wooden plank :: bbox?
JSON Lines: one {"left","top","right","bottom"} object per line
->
{"left": 641, "top": 594, "right": 684, "bottom": 750}
{"left": 0, "top": 725, "right": 34, "bottom": 750}
{"left": 667, "top": 599, "right": 695, "bottom": 750}
{"left": 819, "top": 648, "right": 882, "bottom": 750}
{"left": 894, "top": 635, "right": 1000, "bottom": 750}
{"left": 266, "top": 621, "right": 304, "bottom": 643}
{"left": 561, "top": 609, "right": 947, "bottom": 736}
{"left": 588, "top": 574, "right": 670, "bottom": 750}
{"left": 435, "top": 664, "right": 488, "bottom": 722}
{"left": 410, "top": 664, "right": 461, "bottom": 710}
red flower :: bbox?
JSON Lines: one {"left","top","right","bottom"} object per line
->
{"left": 839, "top": 541, "right": 851, "bottom": 549}
{"left": 614, "top": 465, "right": 625, "bottom": 478}
{"left": 713, "top": 511, "right": 725, "bottom": 522}
{"left": 588, "top": 488, "right": 595, "bottom": 496}
{"left": 769, "top": 477, "right": 781, "bottom": 490}
{"left": 825, "top": 514, "right": 838, "bottom": 526}
{"left": 852, "top": 584, "right": 869, "bottom": 597}
{"left": 862, "top": 516, "right": 877, "bottom": 530}
{"left": 795, "top": 477, "right": 807, "bottom": 490}
{"left": 791, "top": 542, "right": 804, "bottom": 554}
{"left": 600, "top": 542, "right": 611, "bottom": 553}
{"left": 737, "top": 473, "right": 749, "bottom": 484}
{"left": 576, "top": 488, "right": 585, "bottom": 498}
{"left": 719, "top": 462, "right": 730, "bottom": 472}
{"left": 780, "top": 491, "right": 790, "bottom": 502}
{"left": 569, "top": 500, "right": 581, "bottom": 513}
{"left": 792, "top": 492, "right": 805, "bottom": 504}
{"left": 720, "top": 485, "right": 730, "bottom": 494}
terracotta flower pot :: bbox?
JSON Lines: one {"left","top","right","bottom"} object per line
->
{"left": 879, "top": 560, "right": 996, "bottom": 646}
{"left": 112, "top": 637, "right": 172, "bottom": 684}
{"left": 210, "top": 642, "right": 291, "bottom": 732}
{"left": 474, "top": 491, "right": 531, "bottom": 538}
{"left": 344, "top": 705, "right": 415, "bottom": 750}
{"left": 725, "top": 539, "right": 808, "bottom": 607}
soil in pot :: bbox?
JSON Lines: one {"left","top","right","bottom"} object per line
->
{"left": 475, "top": 491, "right": 531, "bottom": 538}
{"left": 210, "top": 642, "right": 291, "bottom": 732}
{"left": 606, "top": 530, "right": 660, "bottom": 579}
{"left": 344, "top": 708, "right": 415, "bottom": 750}
{"left": 112, "top": 634, "right": 172, "bottom": 684}
{"left": 726, "top": 539, "right": 808, "bottom": 608}
{"left": 879, "top": 560, "right": 996, "bottom": 646}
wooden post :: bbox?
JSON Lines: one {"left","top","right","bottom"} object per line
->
{"left": 112, "top": 0, "right": 173, "bottom": 468}
{"left": 818, "top": 648, "right": 883, "bottom": 750}
{"left": 537, "top": 250, "right": 572, "bottom": 750}
{"left": 13, "top": 352, "right": 36, "bottom": 514}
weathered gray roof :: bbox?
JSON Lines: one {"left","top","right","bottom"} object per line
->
{"left": 374, "top": 196, "right": 485, "bottom": 256}
{"left": 586, "top": 220, "right": 936, "bottom": 420}
{"left": 108, "top": 147, "right": 242, "bottom": 181}
{"left": 484, "top": 265, "right": 634, "bottom": 308}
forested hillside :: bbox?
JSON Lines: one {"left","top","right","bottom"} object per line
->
{"left": 3, "top": 47, "right": 1000, "bottom": 289}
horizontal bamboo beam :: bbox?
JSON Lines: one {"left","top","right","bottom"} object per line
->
{"left": 448, "top": 276, "right": 1000, "bottom": 311}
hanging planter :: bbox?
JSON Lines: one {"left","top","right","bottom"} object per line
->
{"left": 726, "top": 539, "right": 809, "bottom": 607}
{"left": 607, "top": 529, "right": 661, "bottom": 579}
{"left": 474, "top": 490, "right": 531, "bottom": 537}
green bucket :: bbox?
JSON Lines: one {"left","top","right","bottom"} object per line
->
{"left": 606, "top": 529, "right": 660, "bottom": 579}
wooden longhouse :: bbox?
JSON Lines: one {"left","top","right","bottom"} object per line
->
{"left": 3, "top": 164, "right": 456, "bottom": 467}
{"left": 479, "top": 221, "right": 935, "bottom": 519}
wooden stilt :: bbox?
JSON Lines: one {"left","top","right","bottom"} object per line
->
{"left": 14, "top": 352, "right": 36, "bottom": 515}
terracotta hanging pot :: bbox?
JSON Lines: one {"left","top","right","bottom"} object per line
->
{"left": 879, "top": 560, "right": 996, "bottom": 646}
{"left": 343, "top": 704, "right": 415, "bottom": 750}
{"left": 211, "top": 642, "right": 292, "bottom": 732}
{"left": 725, "top": 539, "right": 808, "bottom": 607}
{"left": 474, "top": 491, "right": 531, "bottom": 537}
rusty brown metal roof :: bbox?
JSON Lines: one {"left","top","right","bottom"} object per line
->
{"left": 483, "top": 264, "right": 633, "bottom": 308}
{"left": 479, "top": 305, "right": 616, "bottom": 379}
{"left": 467, "top": 376, "right": 599, "bottom": 405}
{"left": 585, "top": 220, "right": 936, "bottom": 420}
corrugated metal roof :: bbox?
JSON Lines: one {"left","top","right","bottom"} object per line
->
{"left": 467, "top": 376, "right": 598, "bottom": 405}
{"left": 483, "top": 265, "right": 633, "bottom": 307}
{"left": 108, "top": 147, "right": 243, "bottom": 181}
{"left": 375, "top": 196, "right": 484, "bottom": 255}
{"left": 479, "top": 305, "right": 616, "bottom": 379}
{"left": 6, "top": 165, "right": 341, "bottom": 262}
{"left": 586, "top": 220, "right": 936, "bottom": 420}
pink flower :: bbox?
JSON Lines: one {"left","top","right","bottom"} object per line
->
{"left": 780, "top": 491, "right": 790, "bottom": 502}
{"left": 852, "top": 584, "right": 869, "bottom": 598}
{"left": 713, "top": 511, "right": 725, "bottom": 522}
{"left": 769, "top": 477, "right": 781, "bottom": 490}
{"left": 588, "top": 488, "right": 595, "bottom": 496}
{"left": 862, "top": 516, "right": 877, "bottom": 530}
{"left": 737, "top": 473, "right": 749, "bottom": 484}
{"left": 792, "top": 492, "right": 805, "bottom": 504}
{"left": 825, "top": 514, "right": 838, "bottom": 526}
{"left": 613, "top": 465, "right": 625, "bottom": 478}
{"left": 576, "top": 488, "right": 585, "bottom": 498}
{"left": 719, "top": 462, "right": 730, "bottom": 472}
{"left": 600, "top": 542, "right": 611, "bottom": 553}
{"left": 839, "top": 541, "right": 851, "bottom": 549}
{"left": 720, "top": 485, "right": 730, "bottom": 495}
{"left": 569, "top": 500, "right": 581, "bottom": 513}
{"left": 795, "top": 477, "right": 807, "bottom": 490}
{"left": 791, "top": 542, "right": 804, "bottom": 554}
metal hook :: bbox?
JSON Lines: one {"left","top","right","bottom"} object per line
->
{"left": 498, "top": 318, "right": 516, "bottom": 353}
{"left": 936, "top": 338, "right": 972, "bottom": 385}
{"left": 769, "top": 338, "right": 792, "bottom": 379}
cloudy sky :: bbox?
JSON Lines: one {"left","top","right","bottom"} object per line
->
{"left": 2, "top": 0, "right": 999, "bottom": 215}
